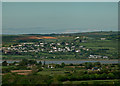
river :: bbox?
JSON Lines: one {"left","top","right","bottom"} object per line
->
{"left": 0, "top": 60, "right": 119, "bottom": 64}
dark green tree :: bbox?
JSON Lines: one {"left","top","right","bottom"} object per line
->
{"left": 28, "top": 60, "right": 37, "bottom": 65}
{"left": 85, "top": 62, "right": 93, "bottom": 69}
{"left": 2, "top": 61, "right": 8, "bottom": 66}
{"left": 19, "top": 59, "right": 28, "bottom": 66}
{"left": 38, "top": 61, "right": 42, "bottom": 66}
{"left": 43, "top": 61, "right": 46, "bottom": 66}
{"left": 61, "top": 62, "right": 65, "bottom": 68}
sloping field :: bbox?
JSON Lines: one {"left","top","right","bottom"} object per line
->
{"left": 42, "top": 36, "right": 57, "bottom": 39}
{"left": 11, "top": 70, "right": 32, "bottom": 75}
{"left": 17, "top": 36, "right": 57, "bottom": 40}
{"left": 11, "top": 70, "right": 32, "bottom": 73}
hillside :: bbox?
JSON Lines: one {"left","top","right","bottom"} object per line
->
{"left": 1, "top": 31, "right": 119, "bottom": 60}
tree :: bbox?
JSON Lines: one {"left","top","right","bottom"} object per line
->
{"left": 43, "top": 61, "right": 46, "bottom": 67}
{"left": 108, "top": 73, "right": 115, "bottom": 79}
{"left": 38, "top": 68, "right": 43, "bottom": 72}
{"left": 94, "top": 62, "right": 101, "bottom": 67}
{"left": 101, "top": 65, "right": 108, "bottom": 73}
{"left": 31, "top": 66, "right": 38, "bottom": 75}
{"left": 69, "top": 63, "right": 73, "bottom": 66}
{"left": 2, "top": 61, "right": 8, "bottom": 66}
{"left": 84, "top": 62, "right": 93, "bottom": 69}
{"left": 2, "top": 68, "right": 11, "bottom": 73}
{"left": 89, "top": 74, "right": 96, "bottom": 80}
{"left": 55, "top": 64, "right": 61, "bottom": 68}
{"left": 61, "top": 62, "right": 65, "bottom": 68}
{"left": 28, "top": 60, "right": 37, "bottom": 65}
{"left": 19, "top": 59, "right": 28, "bottom": 66}
{"left": 38, "top": 61, "right": 42, "bottom": 66}
{"left": 82, "top": 74, "right": 89, "bottom": 80}
{"left": 118, "top": 63, "right": 120, "bottom": 69}
{"left": 100, "top": 73, "right": 107, "bottom": 79}
{"left": 12, "top": 61, "right": 17, "bottom": 65}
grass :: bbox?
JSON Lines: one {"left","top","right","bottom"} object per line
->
{"left": 37, "top": 70, "right": 65, "bottom": 76}
{"left": 80, "top": 40, "right": 118, "bottom": 48}
{"left": 37, "top": 68, "right": 66, "bottom": 76}
{"left": 37, "top": 68, "right": 86, "bottom": 76}
{"left": 2, "top": 55, "right": 33, "bottom": 60}
{"left": 2, "top": 66, "right": 15, "bottom": 69}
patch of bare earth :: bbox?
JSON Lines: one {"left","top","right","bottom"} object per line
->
{"left": 16, "top": 36, "right": 57, "bottom": 40}
{"left": 11, "top": 70, "right": 32, "bottom": 75}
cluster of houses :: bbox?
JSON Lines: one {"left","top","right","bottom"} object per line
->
{"left": 2, "top": 41, "right": 90, "bottom": 54}
{"left": 88, "top": 55, "right": 108, "bottom": 59}
{"left": 1, "top": 36, "right": 109, "bottom": 59}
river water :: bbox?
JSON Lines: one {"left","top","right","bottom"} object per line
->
{"left": 0, "top": 60, "right": 119, "bottom": 64}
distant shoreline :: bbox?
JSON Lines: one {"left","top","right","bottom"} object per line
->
{"left": 2, "top": 31, "right": 119, "bottom": 35}
{"left": 1, "top": 59, "right": 118, "bottom": 64}
{"left": 1, "top": 59, "right": 118, "bottom": 61}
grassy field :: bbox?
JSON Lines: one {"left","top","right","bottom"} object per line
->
{"left": 2, "top": 55, "right": 33, "bottom": 60}
{"left": 37, "top": 70, "right": 65, "bottom": 76}
{"left": 37, "top": 68, "right": 85, "bottom": 76}
{"left": 80, "top": 40, "right": 118, "bottom": 48}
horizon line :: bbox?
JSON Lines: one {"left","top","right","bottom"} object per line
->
{"left": 1, "top": 30, "right": 119, "bottom": 35}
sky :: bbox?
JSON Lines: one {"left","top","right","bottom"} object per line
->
{"left": 2, "top": 2, "right": 118, "bottom": 34}
{"left": 2, "top": 0, "right": 120, "bottom": 2}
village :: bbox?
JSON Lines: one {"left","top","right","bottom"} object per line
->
{"left": 2, "top": 36, "right": 109, "bottom": 59}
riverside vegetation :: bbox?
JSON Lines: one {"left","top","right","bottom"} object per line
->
{"left": 2, "top": 59, "right": 120, "bottom": 85}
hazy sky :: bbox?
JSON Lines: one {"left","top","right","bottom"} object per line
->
{"left": 2, "top": 2, "right": 118, "bottom": 34}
